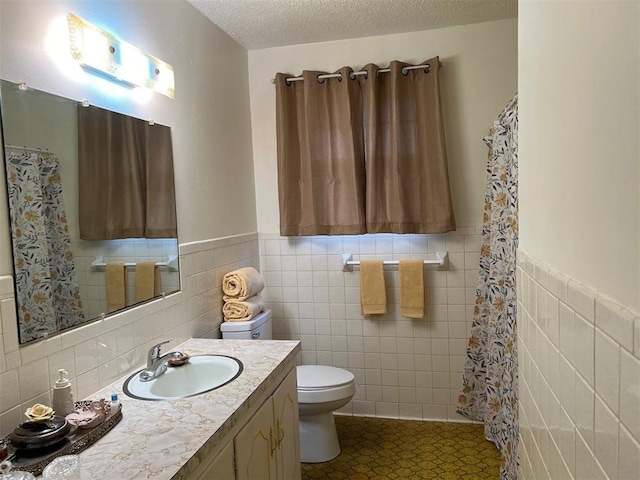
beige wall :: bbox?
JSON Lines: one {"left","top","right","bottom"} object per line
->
{"left": 518, "top": 1, "right": 640, "bottom": 478}
{"left": 0, "top": 0, "right": 258, "bottom": 275}
{"left": 248, "top": 18, "right": 518, "bottom": 233}
{"left": 518, "top": 0, "right": 640, "bottom": 313}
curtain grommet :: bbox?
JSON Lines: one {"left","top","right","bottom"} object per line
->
{"left": 401, "top": 66, "right": 409, "bottom": 76}
{"left": 349, "top": 71, "right": 355, "bottom": 80}
{"left": 317, "top": 75, "right": 325, "bottom": 84}
{"left": 337, "top": 74, "right": 343, "bottom": 82}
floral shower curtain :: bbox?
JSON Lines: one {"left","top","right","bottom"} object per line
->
{"left": 457, "top": 95, "right": 519, "bottom": 479}
{"left": 6, "top": 149, "right": 85, "bottom": 343}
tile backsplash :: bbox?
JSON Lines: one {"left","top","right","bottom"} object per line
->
{"left": 259, "top": 228, "right": 483, "bottom": 422}
{"left": 517, "top": 250, "right": 640, "bottom": 479}
{"left": 0, "top": 232, "right": 258, "bottom": 437}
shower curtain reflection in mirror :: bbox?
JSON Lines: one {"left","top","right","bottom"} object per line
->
{"left": 6, "top": 148, "right": 85, "bottom": 343}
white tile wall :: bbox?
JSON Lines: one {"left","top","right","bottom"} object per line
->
{"left": 259, "top": 229, "right": 482, "bottom": 422}
{"left": 0, "top": 233, "right": 259, "bottom": 437}
{"left": 517, "top": 250, "right": 640, "bottom": 480}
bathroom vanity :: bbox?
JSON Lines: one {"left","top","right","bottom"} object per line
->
{"left": 77, "top": 338, "right": 301, "bottom": 479}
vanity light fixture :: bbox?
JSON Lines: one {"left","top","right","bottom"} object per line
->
{"left": 66, "top": 13, "right": 175, "bottom": 99}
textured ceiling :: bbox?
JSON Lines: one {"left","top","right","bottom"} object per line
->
{"left": 187, "top": 0, "right": 518, "bottom": 50}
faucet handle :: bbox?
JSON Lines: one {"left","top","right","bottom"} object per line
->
{"left": 149, "top": 340, "right": 172, "bottom": 360}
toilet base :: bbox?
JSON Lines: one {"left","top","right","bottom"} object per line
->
{"left": 299, "top": 412, "right": 341, "bottom": 463}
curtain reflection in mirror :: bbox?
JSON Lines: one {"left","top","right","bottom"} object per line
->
{"left": 6, "top": 148, "right": 85, "bottom": 342}
{"left": 77, "top": 105, "right": 177, "bottom": 240}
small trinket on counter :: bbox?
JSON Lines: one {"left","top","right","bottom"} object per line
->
{"left": 110, "top": 393, "right": 120, "bottom": 411}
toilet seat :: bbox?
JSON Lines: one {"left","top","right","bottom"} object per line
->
{"left": 297, "top": 365, "right": 355, "bottom": 404}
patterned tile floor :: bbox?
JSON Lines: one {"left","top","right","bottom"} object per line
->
{"left": 301, "top": 416, "right": 501, "bottom": 480}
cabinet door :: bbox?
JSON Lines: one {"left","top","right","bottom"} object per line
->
{"left": 195, "top": 441, "right": 235, "bottom": 480}
{"left": 234, "top": 397, "right": 277, "bottom": 480}
{"left": 272, "top": 368, "right": 300, "bottom": 480}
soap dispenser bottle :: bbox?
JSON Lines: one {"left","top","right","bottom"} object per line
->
{"left": 52, "top": 369, "right": 74, "bottom": 417}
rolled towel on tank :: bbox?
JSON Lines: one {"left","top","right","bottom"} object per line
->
{"left": 223, "top": 294, "right": 265, "bottom": 322}
{"left": 222, "top": 267, "right": 265, "bottom": 301}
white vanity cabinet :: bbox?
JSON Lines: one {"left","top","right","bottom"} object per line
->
{"left": 272, "top": 369, "right": 300, "bottom": 480}
{"left": 199, "top": 442, "right": 235, "bottom": 480}
{"left": 192, "top": 367, "right": 300, "bottom": 480}
{"left": 234, "top": 396, "right": 277, "bottom": 479}
{"left": 235, "top": 368, "right": 300, "bottom": 480}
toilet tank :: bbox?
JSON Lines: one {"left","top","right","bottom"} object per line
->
{"left": 220, "top": 310, "right": 273, "bottom": 340}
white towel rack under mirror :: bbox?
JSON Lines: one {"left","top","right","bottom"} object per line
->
{"left": 91, "top": 255, "right": 179, "bottom": 272}
{"left": 341, "top": 251, "right": 448, "bottom": 272}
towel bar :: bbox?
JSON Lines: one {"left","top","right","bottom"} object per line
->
{"left": 341, "top": 251, "right": 448, "bottom": 272}
{"left": 91, "top": 255, "right": 179, "bottom": 272}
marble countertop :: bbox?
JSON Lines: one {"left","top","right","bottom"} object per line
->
{"left": 77, "top": 338, "right": 300, "bottom": 479}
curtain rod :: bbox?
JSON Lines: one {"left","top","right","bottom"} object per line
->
{"left": 270, "top": 63, "right": 437, "bottom": 84}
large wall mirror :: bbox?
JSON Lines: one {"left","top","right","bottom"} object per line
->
{"left": 0, "top": 79, "right": 180, "bottom": 344}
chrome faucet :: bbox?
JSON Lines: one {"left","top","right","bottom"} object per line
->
{"left": 139, "top": 340, "right": 183, "bottom": 382}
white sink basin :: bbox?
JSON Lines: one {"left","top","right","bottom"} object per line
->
{"left": 123, "top": 355, "right": 243, "bottom": 401}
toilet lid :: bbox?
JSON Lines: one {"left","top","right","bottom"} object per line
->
{"left": 297, "top": 365, "right": 354, "bottom": 390}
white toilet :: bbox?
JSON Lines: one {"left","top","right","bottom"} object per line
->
{"left": 220, "top": 310, "right": 355, "bottom": 463}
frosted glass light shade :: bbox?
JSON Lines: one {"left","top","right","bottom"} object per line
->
{"left": 67, "top": 13, "right": 175, "bottom": 99}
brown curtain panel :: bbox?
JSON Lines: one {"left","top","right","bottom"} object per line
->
{"left": 144, "top": 122, "right": 178, "bottom": 238}
{"left": 77, "top": 105, "right": 177, "bottom": 240}
{"left": 275, "top": 67, "right": 366, "bottom": 236}
{"left": 360, "top": 57, "right": 455, "bottom": 233}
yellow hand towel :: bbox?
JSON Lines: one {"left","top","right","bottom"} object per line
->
{"left": 136, "top": 262, "right": 157, "bottom": 302}
{"left": 223, "top": 294, "right": 265, "bottom": 322}
{"left": 360, "top": 260, "right": 386, "bottom": 315}
{"left": 222, "top": 267, "right": 265, "bottom": 301}
{"left": 400, "top": 260, "right": 425, "bottom": 319}
{"left": 106, "top": 262, "right": 126, "bottom": 313}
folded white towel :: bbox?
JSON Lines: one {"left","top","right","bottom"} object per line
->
{"left": 222, "top": 267, "right": 264, "bottom": 301}
{"left": 223, "top": 294, "right": 265, "bottom": 322}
